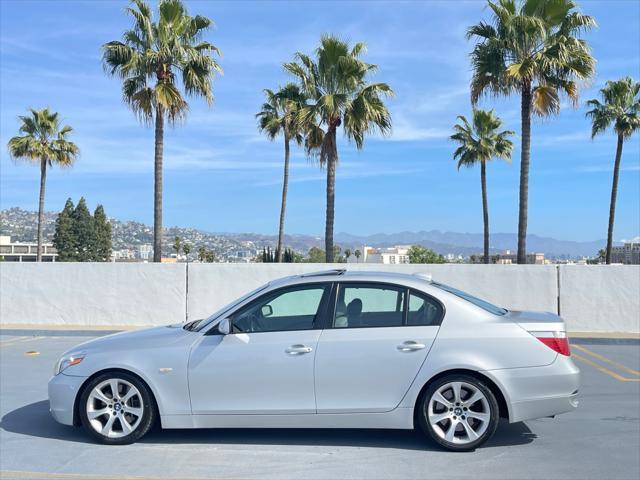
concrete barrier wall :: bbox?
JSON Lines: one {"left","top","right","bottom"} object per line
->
{"left": 559, "top": 266, "right": 640, "bottom": 333}
{"left": 0, "top": 263, "right": 186, "bottom": 327}
{"left": 1, "top": 263, "right": 638, "bottom": 333}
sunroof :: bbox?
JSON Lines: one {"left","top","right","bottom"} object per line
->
{"left": 300, "top": 269, "right": 347, "bottom": 277}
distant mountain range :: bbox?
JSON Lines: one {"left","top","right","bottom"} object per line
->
{"left": 1, "top": 207, "right": 610, "bottom": 258}
{"left": 333, "top": 231, "right": 608, "bottom": 258}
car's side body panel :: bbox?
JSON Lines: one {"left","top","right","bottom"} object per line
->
{"left": 161, "top": 407, "right": 415, "bottom": 430}
{"left": 58, "top": 327, "right": 194, "bottom": 416}
{"left": 315, "top": 325, "right": 439, "bottom": 413}
{"left": 188, "top": 330, "right": 321, "bottom": 414}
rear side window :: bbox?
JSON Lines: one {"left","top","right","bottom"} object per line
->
{"left": 431, "top": 282, "right": 507, "bottom": 316}
{"left": 334, "top": 283, "right": 405, "bottom": 328}
{"left": 407, "top": 290, "right": 444, "bottom": 326}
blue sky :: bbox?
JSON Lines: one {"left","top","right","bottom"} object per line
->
{"left": 1, "top": 0, "right": 639, "bottom": 242}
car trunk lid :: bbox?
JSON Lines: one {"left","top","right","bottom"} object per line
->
{"left": 506, "top": 310, "right": 570, "bottom": 356}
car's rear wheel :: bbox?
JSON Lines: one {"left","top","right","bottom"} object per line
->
{"left": 418, "top": 374, "right": 499, "bottom": 451}
{"left": 79, "top": 372, "right": 156, "bottom": 445}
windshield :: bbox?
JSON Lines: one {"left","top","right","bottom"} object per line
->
{"left": 189, "top": 283, "right": 270, "bottom": 332}
{"left": 431, "top": 282, "right": 508, "bottom": 316}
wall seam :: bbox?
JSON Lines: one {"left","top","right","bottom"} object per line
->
{"left": 185, "top": 262, "right": 189, "bottom": 322}
{"left": 556, "top": 265, "right": 561, "bottom": 316}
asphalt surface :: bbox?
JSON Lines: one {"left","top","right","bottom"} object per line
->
{"left": 0, "top": 333, "right": 638, "bottom": 480}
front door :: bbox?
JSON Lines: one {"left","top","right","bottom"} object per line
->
{"left": 315, "top": 283, "right": 442, "bottom": 413}
{"left": 188, "top": 283, "right": 331, "bottom": 414}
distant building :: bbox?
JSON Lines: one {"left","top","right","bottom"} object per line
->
{"left": 348, "top": 245, "right": 411, "bottom": 264}
{"left": 0, "top": 235, "right": 58, "bottom": 262}
{"left": 138, "top": 244, "right": 152, "bottom": 261}
{"left": 470, "top": 249, "right": 545, "bottom": 265}
{"left": 611, "top": 242, "right": 640, "bottom": 265}
{"left": 112, "top": 249, "right": 136, "bottom": 262}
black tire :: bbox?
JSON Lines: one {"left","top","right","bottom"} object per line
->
{"left": 417, "top": 374, "right": 499, "bottom": 452}
{"left": 79, "top": 371, "right": 157, "bottom": 445}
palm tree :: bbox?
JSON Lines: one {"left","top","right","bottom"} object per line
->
{"left": 7, "top": 108, "right": 79, "bottom": 261}
{"left": 586, "top": 77, "right": 640, "bottom": 264}
{"left": 182, "top": 243, "right": 191, "bottom": 262}
{"left": 256, "top": 84, "right": 307, "bottom": 262}
{"left": 344, "top": 248, "right": 352, "bottom": 261}
{"left": 285, "top": 35, "right": 393, "bottom": 262}
{"left": 451, "top": 109, "right": 514, "bottom": 264}
{"left": 468, "top": 0, "right": 596, "bottom": 263}
{"left": 354, "top": 249, "right": 361, "bottom": 263}
{"left": 102, "top": 0, "right": 222, "bottom": 262}
{"left": 173, "top": 236, "right": 182, "bottom": 256}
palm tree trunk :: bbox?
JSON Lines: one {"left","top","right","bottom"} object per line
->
{"left": 605, "top": 134, "right": 624, "bottom": 264}
{"left": 517, "top": 81, "right": 532, "bottom": 264}
{"left": 36, "top": 158, "right": 47, "bottom": 262}
{"left": 276, "top": 135, "right": 290, "bottom": 263}
{"left": 481, "top": 161, "right": 489, "bottom": 264}
{"left": 153, "top": 106, "right": 164, "bottom": 263}
{"left": 325, "top": 130, "right": 337, "bottom": 263}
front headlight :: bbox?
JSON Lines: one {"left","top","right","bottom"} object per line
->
{"left": 54, "top": 353, "right": 85, "bottom": 375}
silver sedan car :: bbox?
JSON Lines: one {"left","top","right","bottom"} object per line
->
{"left": 48, "top": 270, "right": 579, "bottom": 451}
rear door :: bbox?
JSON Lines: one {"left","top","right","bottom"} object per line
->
{"left": 314, "top": 283, "right": 442, "bottom": 413}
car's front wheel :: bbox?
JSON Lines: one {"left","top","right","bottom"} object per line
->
{"left": 79, "top": 372, "right": 156, "bottom": 445}
{"left": 418, "top": 374, "right": 499, "bottom": 451}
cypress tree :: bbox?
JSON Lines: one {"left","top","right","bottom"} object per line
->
{"left": 53, "top": 198, "right": 77, "bottom": 261}
{"left": 73, "top": 197, "right": 95, "bottom": 262}
{"left": 93, "top": 205, "right": 112, "bottom": 261}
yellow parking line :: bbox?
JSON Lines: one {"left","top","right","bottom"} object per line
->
{"left": 573, "top": 354, "right": 640, "bottom": 382}
{"left": 573, "top": 344, "right": 640, "bottom": 377}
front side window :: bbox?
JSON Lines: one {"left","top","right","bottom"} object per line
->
{"left": 231, "top": 284, "right": 329, "bottom": 333}
{"left": 334, "top": 283, "right": 405, "bottom": 328}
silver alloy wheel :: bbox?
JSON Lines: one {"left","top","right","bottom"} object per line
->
{"left": 427, "top": 381, "right": 490, "bottom": 445}
{"left": 86, "top": 378, "right": 144, "bottom": 438}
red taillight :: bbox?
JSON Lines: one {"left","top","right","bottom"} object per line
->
{"left": 531, "top": 331, "right": 571, "bottom": 356}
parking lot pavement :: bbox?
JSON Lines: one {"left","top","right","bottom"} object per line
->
{"left": 1, "top": 334, "right": 638, "bottom": 480}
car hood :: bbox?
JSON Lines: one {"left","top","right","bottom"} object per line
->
{"left": 64, "top": 325, "right": 192, "bottom": 355}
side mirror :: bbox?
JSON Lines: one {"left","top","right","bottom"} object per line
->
{"left": 261, "top": 304, "right": 273, "bottom": 317}
{"left": 217, "top": 318, "right": 231, "bottom": 335}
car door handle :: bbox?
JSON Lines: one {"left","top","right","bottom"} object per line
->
{"left": 285, "top": 344, "right": 313, "bottom": 355}
{"left": 397, "top": 341, "right": 426, "bottom": 352}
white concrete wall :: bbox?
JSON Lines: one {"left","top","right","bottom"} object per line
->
{"left": 559, "top": 265, "right": 640, "bottom": 333}
{"left": 1, "top": 263, "right": 638, "bottom": 333}
{"left": 0, "top": 263, "right": 186, "bottom": 327}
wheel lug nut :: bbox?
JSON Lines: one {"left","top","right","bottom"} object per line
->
{"left": 463, "top": 407, "right": 468, "bottom": 411}
{"left": 462, "top": 415, "right": 466, "bottom": 420}
{"left": 453, "top": 416, "right": 457, "bottom": 420}
{"left": 449, "top": 408, "right": 453, "bottom": 412}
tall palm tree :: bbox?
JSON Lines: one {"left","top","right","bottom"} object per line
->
{"left": 586, "top": 77, "right": 640, "bottom": 264}
{"left": 451, "top": 109, "right": 514, "bottom": 263}
{"left": 7, "top": 108, "right": 79, "bottom": 261}
{"left": 256, "top": 83, "right": 307, "bottom": 262}
{"left": 467, "top": 0, "right": 596, "bottom": 263}
{"left": 285, "top": 35, "right": 393, "bottom": 262}
{"left": 102, "top": 0, "right": 222, "bottom": 262}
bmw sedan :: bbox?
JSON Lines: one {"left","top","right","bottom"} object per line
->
{"left": 48, "top": 269, "right": 579, "bottom": 451}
